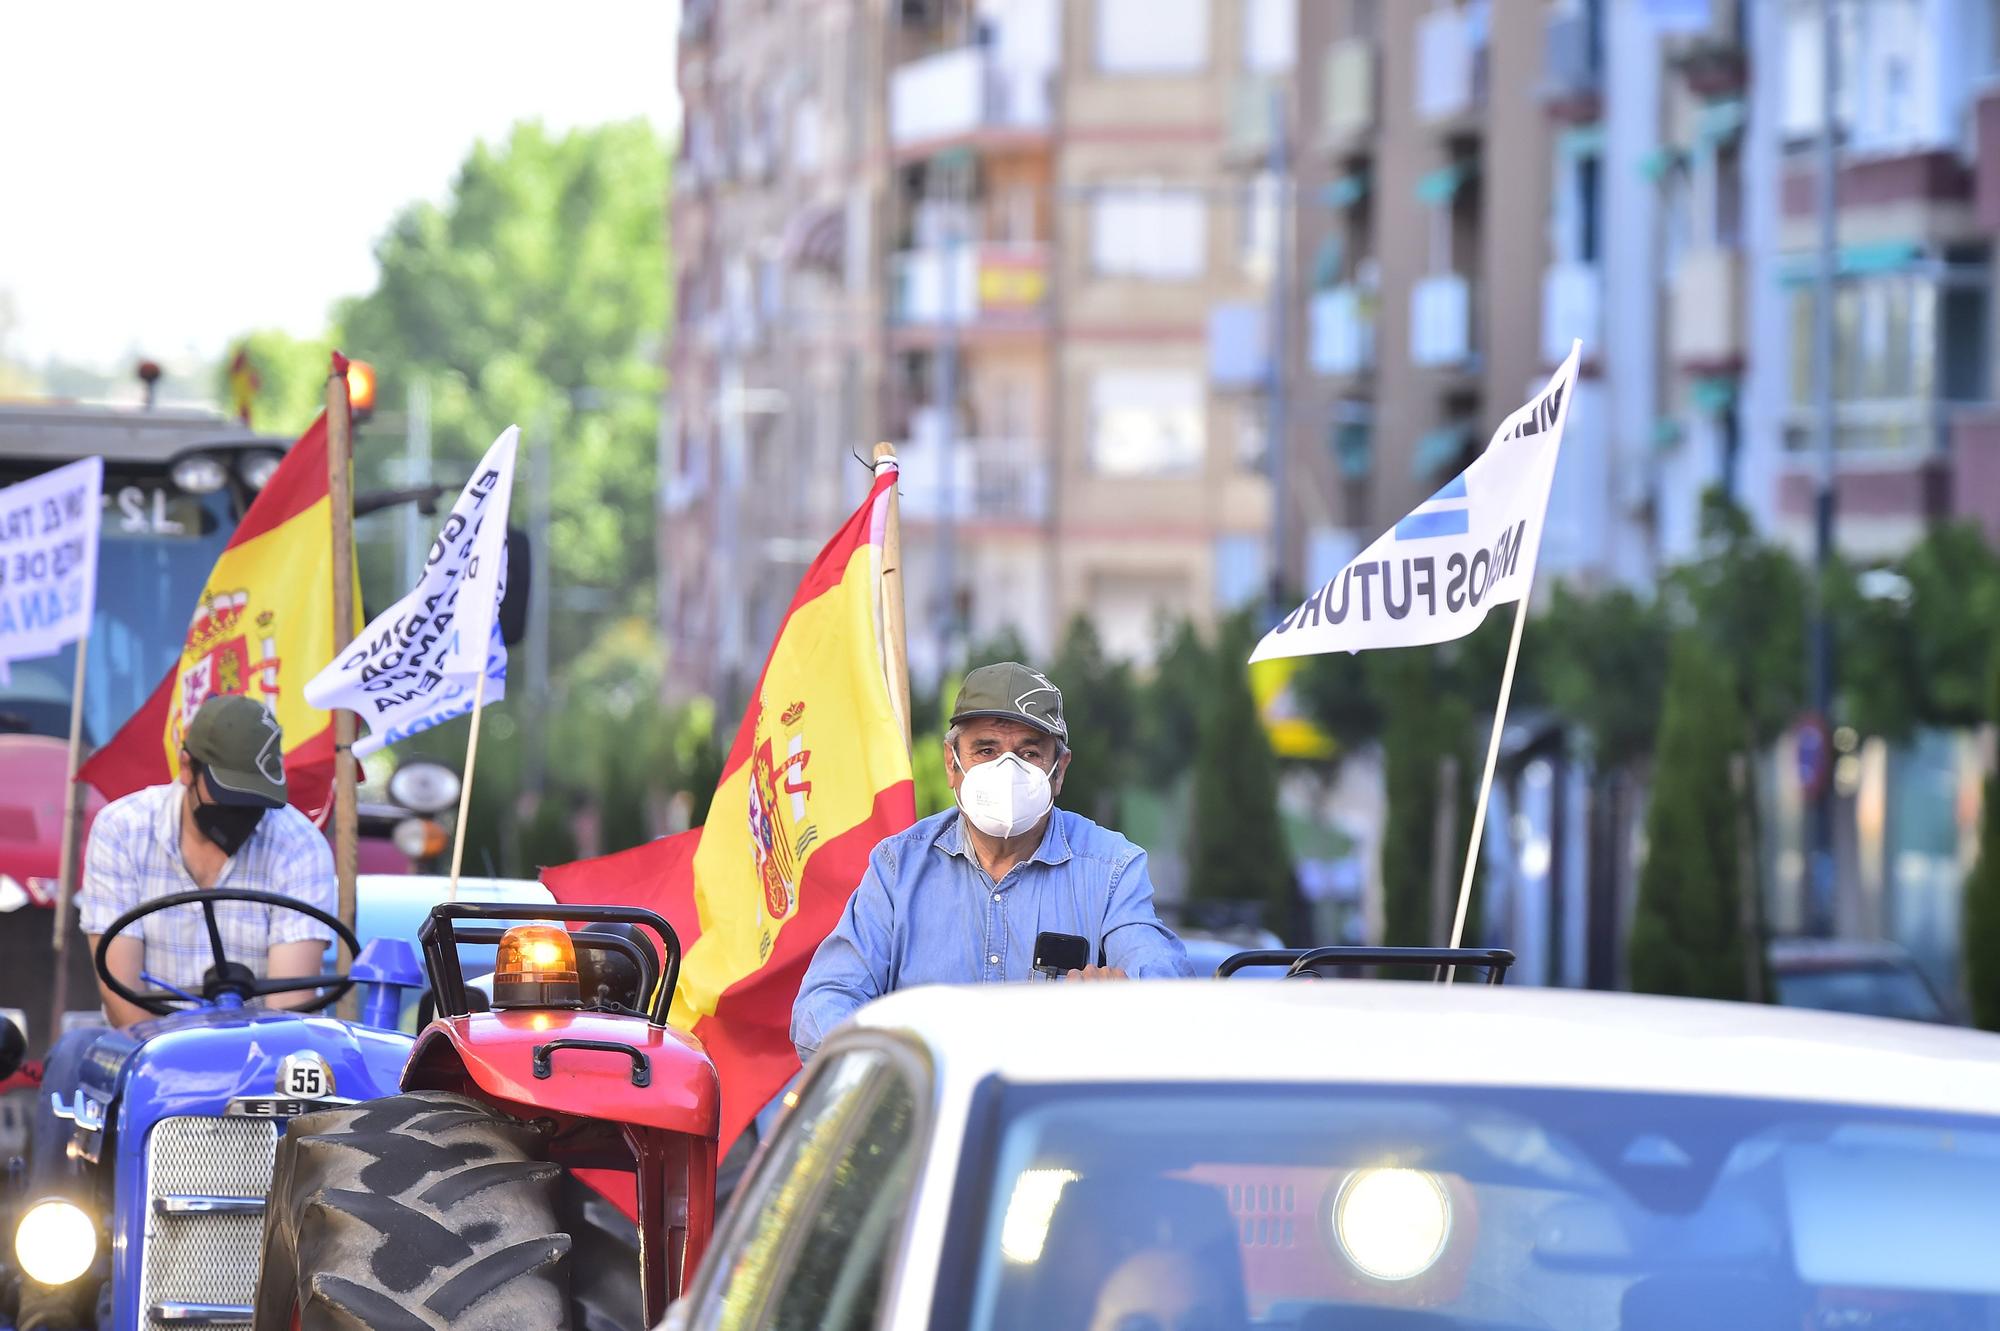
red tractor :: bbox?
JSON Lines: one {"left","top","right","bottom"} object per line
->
{"left": 251, "top": 903, "right": 718, "bottom": 1331}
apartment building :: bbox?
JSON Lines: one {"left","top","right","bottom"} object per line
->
{"left": 666, "top": 0, "right": 891, "bottom": 707}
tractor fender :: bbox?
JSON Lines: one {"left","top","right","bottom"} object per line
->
{"left": 403, "top": 1010, "right": 719, "bottom": 1140}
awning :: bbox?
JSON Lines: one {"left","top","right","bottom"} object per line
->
{"left": 1778, "top": 240, "right": 1924, "bottom": 284}
{"left": 1322, "top": 171, "right": 1370, "bottom": 210}
{"left": 1416, "top": 163, "right": 1473, "bottom": 206}
{"left": 1559, "top": 125, "right": 1605, "bottom": 158}
{"left": 1639, "top": 146, "right": 1685, "bottom": 182}
{"left": 1332, "top": 421, "right": 1371, "bottom": 479}
{"left": 1413, "top": 423, "right": 1473, "bottom": 478}
{"left": 1696, "top": 97, "right": 1747, "bottom": 147}
{"left": 1311, "top": 234, "right": 1345, "bottom": 290}
{"left": 1691, "top": 374, "right": 1738, "bottom": 415}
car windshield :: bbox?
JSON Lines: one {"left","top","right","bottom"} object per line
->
{"left": 1773, "top": 967, "right": 1946, "bottom": 1023}
{"left": 955, "top": 1085, "right": 2000, "bottom": 1331}
{"left": 0, "top": 475, "right": 235, "bottom": 746}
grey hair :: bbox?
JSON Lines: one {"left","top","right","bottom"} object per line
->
{"left": 945, "top": 722, "right": 1068, "bottom": 760}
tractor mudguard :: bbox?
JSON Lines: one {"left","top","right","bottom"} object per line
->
{"left": 402, "top": 1010, "right": 719, "bottom": 1140}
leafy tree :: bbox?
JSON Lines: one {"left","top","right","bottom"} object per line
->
{"left": 1187, "top": 614, "right": 1294, "bottom": 929}
{"left": 336, "top": 120, "right": 669, "bottom": 655}
{"left": 1629, "top": 634, "right": 1754, "bottom": 1001}
{"left": 1536, "top": 583, "right": 1671, "bottom": 770}
{"left": 1963, "top": 658, "right": 2000, "bottom": 1031}
{"left": 1051, "top": 615, "right": 1138, "bottom": 825}
{"left": 518, "top": 795, "right": 581, "bottom": 875}
{"left": 1136, "top": 618, "right": 1211, "bottom": 773}
{"left": 1667, "top": 491, "right": 1808, "bottom": 745}
{"left": 1839, "top": 522, "right": 2000, "bottom": 740}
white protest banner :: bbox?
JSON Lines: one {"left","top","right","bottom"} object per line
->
{"left": 0, "top": 456, "right": 103, "bottom": 669}
{"left": 306, "top": 427, "right": 517, "bottom": 758}
{"left": 1251, "top": 344, "right": 1580, "bottom": 663}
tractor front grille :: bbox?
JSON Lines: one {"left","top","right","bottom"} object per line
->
{"left": 139, "top": 1117, "right": 279, "bottom": 1330}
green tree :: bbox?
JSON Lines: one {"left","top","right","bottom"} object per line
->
{"left": 1187, "top": 614, "right": 1294, "bottom": 929}
{"left": 1135, "top": 618, "right": 1211, "bottom": 773}
{"left": 1534, "top": 585, "right": 1671, "bottom": 771}
{"left": 518, "top": 795, "right": 581, "bottom": 875}
{"left": 1668, "top": 491, "right": 1808, "bottom": 746}
{"left": 1963, "top": 658, "right": 2000, "bottom": 1031}
{"left": 1840, "top": 522, "right": 2000, "bottom": 740}
{"left": 337, "top": 120, "right": 668, "bottom": 650}
{"left": 1051, "top": 615, "right": 1138, "bottom": 825}
{"left": 1629, "top": 634, "right": 1754, "bottom": 1001}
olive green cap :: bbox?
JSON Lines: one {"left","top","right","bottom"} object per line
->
{"left": 184, "top": 694, "right": 287, "bottom": 808}
{"left": 949, "top": 662, "right": 1067, "bottom": 740}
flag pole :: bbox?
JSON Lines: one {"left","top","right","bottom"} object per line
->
{"left": 326, "top": 358, "right": 360, "bottom": 968}
{"left": 46, "top": 634, "right": 89, "bottom": 1049}
{"left": 1445, "top": 595, "right": 1529, "bottom": 981}
{"left": 445, "top": 665, "right": 490, "bottom": 900}
{"left": 872, "top": 441, "right": 911, "bottom": 749}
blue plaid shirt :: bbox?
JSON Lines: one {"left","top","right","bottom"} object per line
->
{"left": 77, "top": 783, "right": 337, "bottom": 995}
{"left": 792, "top": 807, "right": 1193, "bottom": 1062}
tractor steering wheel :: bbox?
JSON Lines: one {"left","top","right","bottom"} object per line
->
{"left": 94, "top": 887, "right": 362, "bottom": 1016}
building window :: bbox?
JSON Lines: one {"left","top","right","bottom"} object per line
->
{"left": 1782, "top": 0, "right": 1939, "bottom": 153}
{"left": 1243, "top": 0, "right": 1297, "bottom": 72}
{"left": 1096, "top": 0, "right": 1210, "bottom": 75}
{"left": 1214, "top": 533, "right": 1268, "bottom": 611}
{"left": 1089, "top": 369, "right": 1205, "bottom": 475}
{"left": 1240, "top": 171, "right": 1280, "bottom": 279}
{"left": 1088, "top": 188, "right": 1208, "bottom": 280}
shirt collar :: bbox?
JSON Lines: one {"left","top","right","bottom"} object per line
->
{"left": 935, "top": 810, "right": 1073, "bottom": 867}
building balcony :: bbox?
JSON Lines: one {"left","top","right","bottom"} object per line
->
{"left": 890, "top": 244, "right": 1049, "bottom": 331}
{"left": 1541, "top": 9, "right": 1602, "bottom": 124}
{"left": 1541, "top": 261, "right": 1600, "bottom": 368}
{"left": 1320, "top": 38, "right": 1376, "bottom": 152}
{"left": 895, "top": 435, "right": 1050, "bottom": 525}
{"left": 1411, "top": 273, "right": 1476, "bottom": 368}
{"left": 1415, "top": 3, "right": 1489, "bottom": 135}
{"left": 891, "top": 45, "right": 1051, "bottom": 154}
{"left": 1309, "top": 285, "right": 1375, "bottom": 376}
{"left": 1671, "top": 247, "right": 1744, "bottom": 372}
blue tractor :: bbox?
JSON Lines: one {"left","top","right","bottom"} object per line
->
{"left": 2, "top": 887, "right": 426, "bottom": 1331}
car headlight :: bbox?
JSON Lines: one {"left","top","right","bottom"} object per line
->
{"left": 15, "top": 1198, "right": 97, "bottom": 1286}
{"left": 237, "top": 450, "right": 285, "bottom": 490}
{"left": 1332, "top": 1168, "right": 1451, "bottom": 1282}
{"left": 170, "top": 453, "right": 230, "bottom": 495}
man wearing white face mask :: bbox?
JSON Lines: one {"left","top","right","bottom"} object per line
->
{"left": 791, "top": 661, "right": 1194, "bottom": 1063}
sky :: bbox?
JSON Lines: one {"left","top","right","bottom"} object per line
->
{"left": 0, "top": 2, "right": 680, "bottom": 372}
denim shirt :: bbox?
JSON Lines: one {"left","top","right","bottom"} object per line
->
{"left": 791, "top": 806, "right": 1193, "bottom": 1062}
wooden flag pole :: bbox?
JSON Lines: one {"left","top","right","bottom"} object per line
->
{"left": 326, "top": 360, "right": 360, "bottom": 968}
{"left": 872, "top": 441, "right": 911, "bottom": 749}
{"left": 445, "top": 664, "right": 490, "bottom": 900}
{"left": 1444, "top": 595, "right": 1529, "bottom": 981}
{"left": 46, "top": 634, "right": 90, "bottom": 1048}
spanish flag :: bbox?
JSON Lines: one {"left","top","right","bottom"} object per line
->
{"left": 544, "top": 461, "right": 915, "bottom": 1155}
{"left": 80, "top": 412, "right": 355, "bottom": 819}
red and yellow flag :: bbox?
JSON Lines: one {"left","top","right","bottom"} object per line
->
{"left": 545, "top": 463, "right": 914, "bottom": 1155}
{"left": 80, "top": 412, "right": 357, "bottom": 819}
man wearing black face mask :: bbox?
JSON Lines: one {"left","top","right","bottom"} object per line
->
{"left": 75, "top": 694, "right": 337, "bottom": 1028}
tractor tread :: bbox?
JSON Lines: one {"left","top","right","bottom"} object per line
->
{"left": 251, "top": 1092, "right": 573, "bottom": 1331}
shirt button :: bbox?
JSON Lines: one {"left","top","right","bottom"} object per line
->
{"left": 988, "top": 954, "right": 1000, "bottom": 965}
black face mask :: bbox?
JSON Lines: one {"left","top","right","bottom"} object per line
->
{"left": 190, "top": 774, "right": 265, "bottom": 856}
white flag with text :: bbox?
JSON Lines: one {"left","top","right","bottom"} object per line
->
{"left": 306, "top": 427, "right": 517, "bottom": 757}
{"left": 1251, "top": 344, "right": 1579, "bottom": 663}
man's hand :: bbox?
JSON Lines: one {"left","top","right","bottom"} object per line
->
{"left": 1065, "top": 965, "right": 1130, "bottom": 982}
{"left": 262, "top": 939, "right": 332, "bottom": 1011}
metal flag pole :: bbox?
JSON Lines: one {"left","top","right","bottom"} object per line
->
{"left": 872, "top": 441, "right": 911, "bottom": 749}
{"left": 326, "top": 358, "right": 360, "bottom": 963}
{"left": 46, "top": 635, "right": 90, "bottom": 1048}
{"left": 445, "top": 664, "right": 491, "bottom": 900}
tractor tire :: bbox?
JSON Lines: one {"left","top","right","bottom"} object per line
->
{"left": 252, "top": 1090, "right": 574, "bottom": 1331}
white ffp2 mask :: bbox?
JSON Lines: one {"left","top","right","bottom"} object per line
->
{"left": 953, "top": 750, "right": 1054, "bottom": 839}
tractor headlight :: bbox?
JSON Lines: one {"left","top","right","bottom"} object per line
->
{"left": 15, "top": 1198, "right": 96, "bottom": 1286}
{"left": 1332, "top": 1168, "right": 1451, "bottom": 1282}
